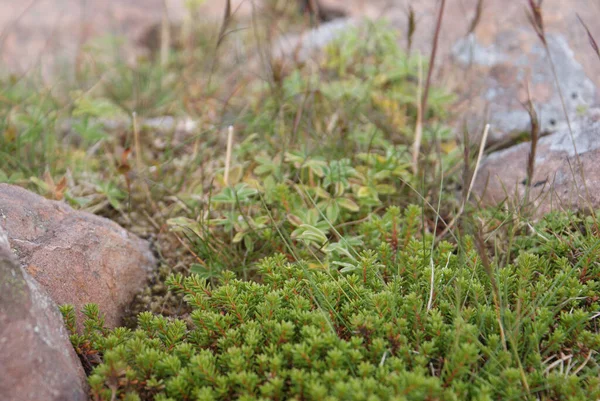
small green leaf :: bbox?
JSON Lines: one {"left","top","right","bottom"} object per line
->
{"left": 232, "top": 231, "right": 246, "bottom": 243}
{"left": 337, "top": 197, "right": 359, "bottom": 212}
{"left": 292, "top": 224, "right": 328, "bottom": 245}
{"left": 326, "top": 202, "right": 340, "bottom": 223}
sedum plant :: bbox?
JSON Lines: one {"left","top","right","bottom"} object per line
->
{"left": 64, "top": 208, "right": 600, "bottom": 401}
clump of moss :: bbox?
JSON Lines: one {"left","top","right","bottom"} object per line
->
{"left": 63, "top": 208, "right": 600, "bottom": 401}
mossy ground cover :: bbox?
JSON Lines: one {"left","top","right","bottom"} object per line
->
{"left": 62, "top": 210, "right": 600, "bottom": 400}
{"left": 2, "top": 7, "right": 600, "bottom": 401}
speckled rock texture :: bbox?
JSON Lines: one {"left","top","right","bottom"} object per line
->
{"left": 0, "top": 183, "right": 156, "bottom": 329}
{"left": 313, "top": 0, "right": 600, "bottom": 214}
{"left": 317, "top": 0, "right": 600, "bottom": 142}
{"left": 473, "top": 108, "right": 600, "bottom": 215}
{"left": 0, "top": 225, "right": 88, "bottom": 401}
{"left": 0, "top": 0, "right": 253, "bottom": 77}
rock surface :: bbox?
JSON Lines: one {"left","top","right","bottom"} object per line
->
{"left": 318, "top": 0, "right": 600, "bottom": 142}
{"left": 473, "top": 108, "right": 600, "bottom": 215}
{"left": 312, "top": 0, "right": 600, "bottom": 214}
{"left": 0, "top": 183, "right": 156, "bottom": 329}
{"left": 0, "top": 0, "right": 253, "bottom": 77}
{"left": 0, "top": 225, "right": 88, "bottom": 401}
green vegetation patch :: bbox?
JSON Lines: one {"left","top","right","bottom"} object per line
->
{"left": 62, "top": 210, "right": 600, "bottom": 401}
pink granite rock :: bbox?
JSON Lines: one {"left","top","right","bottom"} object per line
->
{"left": 473, "top": 108, "right": 600, "bottom": 215}
{"left": 317, "top": 0, "right": 600, "bottom": 142}
{"left": 0, "top": 0, "right": 253, "bottom": 77}
{"left": 0, "top": 225, "right": 88, "bottom": 401}
{"left": 0, "top": 183, "right": 156, "bottom": 329}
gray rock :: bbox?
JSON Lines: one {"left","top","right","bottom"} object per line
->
{"left": 0, "top": 0, "right": 254, "bottom": 78}
{"left": 318, "top": 0, "right": 600, "bottom": 143}
{"left": 452, "top": 33, "right": 597, "bottom": 141}
{"left": 473, "top": 108, "right": 600, "bottom": 215}
{"left": 272, "top": 18, "right": 357, "bottom": 62}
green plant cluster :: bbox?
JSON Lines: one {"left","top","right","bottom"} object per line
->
{"left": 167, "top": 22, "right": 459, "bottom": 277}
{"left": 64, "top": 209, "right": 600, "bottom": 401}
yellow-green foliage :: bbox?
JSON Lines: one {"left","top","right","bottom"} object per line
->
{"left": 63, "top": 210, "right": 600, "bottom": 401}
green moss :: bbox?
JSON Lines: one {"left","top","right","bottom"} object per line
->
{"left": 64, "top": 210, "right": 600, "bottom": 400}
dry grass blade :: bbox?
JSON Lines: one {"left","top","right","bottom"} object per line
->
{"left": 160, "top": 0, "right": 171, "bottom": 67}
{"left": 436, "top": 124, "right": 489, "bottom": 241}
{"left": 467, "top": 0, "right": 484, "bottom": 35}
{"left": 523, "top": 82, "right": 539, "bottom": 190}
{"left": 421, "top": 0, "right": 446, "bottom": 116}
{"left": 224, "top": 125, "right": 234, "bottom": 187}
{"left": 526, "top": 0, "right": 546, "bottom": 45}
{"left": 217, "top": 0, "right": 232, "bottom": 48}
{"left": 474, "top": 226, "right": 530, "bottom": 395}
{"left": 406, "top": 6, "right": 416, "bottom": 55}
{"left": 412, "top": 55, "right": 423, "bottom": 173}
{"left": 207, "top": 0, "right": 232, "bottom": 88}
{"left": 414, "top": 0, "right": 446, "bottom": 174}
{"left": 577, "top": 14, "right": 600, "bottom": 61}
{"left": 526, "top": 1, "right": 593, "bottom": 217}
{"left": 307, "top": 0, "right": 321, "bottom": 27}
{"left": 461, "top": 126, "right": 471, "bottom": 201}
{"left": 466, "top": 124, "right": 490, "bottom": 203}
{"left": 473, "top": 227, "right": 506, "bottom": 352}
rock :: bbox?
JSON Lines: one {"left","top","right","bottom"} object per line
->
{"left": 0, "top": 225, "right": 88, "bottom": 401}
{"left": 472, "top": 108, "right": 600, "bottom": 215}
{"left": 61, "top": 115, "right": 199, "bottom": 149}
{"left": 273, "top": 18, "right": 358, "bottom": 62}
{"left": 317, "top": 0, "right": 600, "bottom": 142}
{"left": 0, "top": 0, "right": 253, "bottom": 77}
{"left": 309, "top": 0, "right": 600, "bottom": 214}
{"left": 0, "top": 183, "right": 156, "bottom": 329}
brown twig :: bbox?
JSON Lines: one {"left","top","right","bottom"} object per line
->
{"left": 413, "top": 0, "right": 446, "bottom": 174}
{"left": 467, "top": 0, "right": 485, "bottom": 35}
{"left": 421, "top": 0, "right": 446, "bottom": 116}
{"left": 577, "top": 14, "right": 600, "bottom": 62}
{"left": 412, "top": 55, "right": 424, "bottom": 173}
{"left": 406, "top": 6, "right": 416, "bottom": 55}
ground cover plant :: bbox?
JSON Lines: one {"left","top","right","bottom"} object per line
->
{"left": 62, "top": 209, "right": 600, "bottom": 400}
{"left": 2, "top": 2, "right": 600, "bottom": 400}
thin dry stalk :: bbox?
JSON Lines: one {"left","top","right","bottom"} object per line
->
{"left": 523, "top": 81, "right": 539, "bottom": 206}
{"left": 577, "top": 14, "right": 600, "bottom": 61}
{"left": 133, "top": 112, "right": 142, "bottom": 171}
{"left": 466, "top": 124, "right": 490, "bottom": 203}
{"left": 406, "top": 6, "right": 416, "bottom": 55}
{"left": 160, "top": 0, "right": 171, "bottom": 67}
{"left": 421, "top": 0, "right": 446, "bottom": 118}
{"left": 527, "top": 1, "right": 595, "bottom": 220}
{"left": 207, "top": 0, "right": 232, "bottom": 87}
{"left": 475, "top": 227, "right": 532, "bottom": 396}
{"left": 307, "top": 0, "right": 321, "bottom": 27}
{"left": 427, "top": 252, "right": 451, "bottom": 312}
{"left": 412, "top": 55, "right": 424, "bottom": 173}
{"left": 436, "top": 124, "right": 490, "bottom": 240}
{"left": 413, "top": 0, "right": 445, "bottom": 174}
{"left": 224, "top": 125, "right": 234, "bottom": 186}
{"left": 427, "top": 257, "right": 435, "bottom": 312}
{"left": 467, "top": 0, "right": 484, "bottom": 35}
{"left": 216, "top": 0, "right": 232, "bottom": 48}
{"left": 572, "top": 351, "right": 594, "bottom": 375}
{"left": 132, "top": 112, "right": 158, "bottom": 213}
{"left": 474, "top": 229, "right": 507, "bottom": 351}
{"left": 526, "top": 0, "right": 546, "bottom": 45}
{"left": 526, "top": 1, "right": 580, "bottom": 161}
{"left": 461, "top": 126, "right": 471, "bottom": 201}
